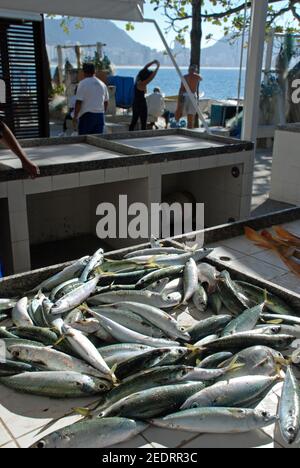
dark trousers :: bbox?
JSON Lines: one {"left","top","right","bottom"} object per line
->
{"left": 63, "top": 110, "right": 73, "bottom": 132}
{"left": 129, "top": 99, "right": 148, "bottom": 131}
{"left": 78, "top": 112, "right": 105, "bottom": 135}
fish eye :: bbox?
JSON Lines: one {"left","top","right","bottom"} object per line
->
{"left": 191, "top": 403, "right": 199, "bottom": 409}
{"left": 36, "top": 440, "right": 46, "bottom": 449}
{"left": 288, "top": 427, "right": 295, "bottom": 434}
{"left": 98, "top": 383, "right": 107, "bottom": 390}
{"left": 13, "top": 351, "right": 20, "bottom": 358}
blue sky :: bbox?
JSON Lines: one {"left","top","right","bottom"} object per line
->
{"left": 114, "top": 0, "right": 299, "bottom": 51}
{"left": 114, "top": 1, "right": 224, "bottom": 50}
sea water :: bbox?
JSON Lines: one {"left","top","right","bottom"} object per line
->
{"left": 116, "top": 67, "right": 246, "bottom": 100}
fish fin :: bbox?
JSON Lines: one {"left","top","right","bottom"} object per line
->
{"left": 196, "top": 359, "right": 202, "bottom": 366}
{"left": 275, "top": 356, "right": 291, "bottom": 368}
{"left": 35, "top": 409, "right": 76, "bottom": 436}
{"left": 72, "top": 407, "right": 93, "bottom": 419}
{"left": 226, "top": 356, "right": 245, "bottom": 373}
{"left": 79, "top": 304, "right": 89, "bottom": 313}
{"left": 53, "top": 335, "right": 66, "bottom": 346}
{"left": 185, "top": 344, "right": 204, "bottom": 352}
{"left": 266, "top": 319, "right": 283, "bottom": 325}
{"left": 110, "top": 363, "right": 119, "bottom": 385}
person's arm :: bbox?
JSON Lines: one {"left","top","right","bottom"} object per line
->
{"left": 0, "top": 121, "right": 40, "bottom": 178}
{"left": 138, "top": 60, "right": 161, "bottom": 89}
{"left": 73, "top": 100, "right": 82, "bottom": 122}
{"left": 73, "top": 83, "right": 84, "bottom": 128}
{"left": 104, "top": 86, "right": 109, "bottom": 113}
{"left": 143, "top": 60, "right": 159, "bottom": 70}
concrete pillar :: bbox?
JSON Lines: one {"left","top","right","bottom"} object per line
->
{"left": 242, "top": 0, "right": 269, "bottom": 142}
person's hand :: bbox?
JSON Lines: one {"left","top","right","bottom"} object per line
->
{"left": 22, "top": 160, "right": 40, "bottom": 179}
{"left": 155, "top": 60, "right": 160, "bottom": 67}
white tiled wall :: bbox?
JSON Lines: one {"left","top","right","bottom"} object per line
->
{"left": 2, "top": 148, "right": 253, "bottom": 274}
{"left": 270, "top": 130, "right": 300, "bottom": 206}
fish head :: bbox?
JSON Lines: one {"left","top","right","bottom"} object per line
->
{"left": 255, "top": 409, "right": 278, "bottom": 426}
{"left": 31, "top": 438, "right": 49, "bottom": 449}
{"left": 277, "top": 335, "right": 295, "bottom": 349}
{"left": 163, "top": 292, "right": 182, "bottom": 306}
{"left": 7, "top": 345, "right": 29, "bottom": 361}
{"left": 282, "top": 424, "right": 299, "bottom": 445}
{"left": 30, "top": 432, "right": 62, "bottom": 449}
{"left": 96, "top": 379, "right": 113, "bottom": 393}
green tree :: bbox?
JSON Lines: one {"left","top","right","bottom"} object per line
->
{"left": 150, "top": 0, "right": 300, "bottom": 69}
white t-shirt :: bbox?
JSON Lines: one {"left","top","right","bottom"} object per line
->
{"left": 146, "top": 92, "right": 165, "bottom": 119}
{"left": 76, "top": 77, "right": 109, "bottom": 117}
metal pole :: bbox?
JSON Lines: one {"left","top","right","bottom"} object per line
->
{"left": 264, "top": 29, "right": 275, "bottom": 84}
{"left": 242, "top": 0, "right": 269, "bottom": 142}
{"left": 235, "top": 0, "right": 248, "bottom": 120}
{"left": 141, "top": 17, "right": 210, "bottom": 133}
{"left": 57, "top": 45, "right": 64, "bottom": 86}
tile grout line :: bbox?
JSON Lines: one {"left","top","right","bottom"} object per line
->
{"left": 0, "top": 418, "right": 21, "bottom": 449}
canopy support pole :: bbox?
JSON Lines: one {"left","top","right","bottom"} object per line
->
{"left": 242, "top": 0, "right": 269, "bottom": 142}
{"left": 141, "top": 15, "right": 210, "bottom": 133}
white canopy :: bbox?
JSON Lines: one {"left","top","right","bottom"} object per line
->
{"left": 0, "top": 0, "right": 144, "bottom": 22}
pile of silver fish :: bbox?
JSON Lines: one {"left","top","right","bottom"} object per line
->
{"left": 0, "top": 239, "right": 300, "bottom": 449}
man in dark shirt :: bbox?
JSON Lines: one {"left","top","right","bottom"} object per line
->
{"left": 0, "top": 120, "right": 39, "bottom": 178}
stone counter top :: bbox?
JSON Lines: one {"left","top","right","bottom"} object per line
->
{"left": 277, "top": 123, "right": 300, "bottom": 133}
{"left": 0, "top": 129, "right": 253, "bottom": 183}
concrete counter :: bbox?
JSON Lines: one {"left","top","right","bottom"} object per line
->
{"left": 0, "top": 129, "right": 254, "bottom": 275}
{"left": 270, "top": 124, "right": 300, "bottom": 206}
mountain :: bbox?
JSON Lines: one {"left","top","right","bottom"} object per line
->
{"left": 201, "top": 38, "right": 245, "bottom": 67}
{"left": 45, "top": 18, "right": 243, "bottom": 67}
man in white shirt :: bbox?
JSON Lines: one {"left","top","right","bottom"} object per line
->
{"left": 74, "top": 63, "right": 109, "bottom": 135}
{"left": 146, "top": 87, "right": 165, "bottom": 128}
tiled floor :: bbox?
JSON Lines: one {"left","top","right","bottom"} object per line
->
{"left": 207, "top": 220, "right": 300, "bottom": 295}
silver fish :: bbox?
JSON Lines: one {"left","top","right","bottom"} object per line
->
{"left": 197, "top": 263, "right": 219, "bottom": 294}
{"left": 0, "top": 371, "right": 110, "bottom": 398}
{"left": 222, "top": 304, "right": 264, "bottom": 337}
{"left": 51, "top": 276, "right": 99, "bottom": 315}
{"left": 99, "top": 302, "right": 190, "bottom": 341}
{"left": 31, "top": 257, "right": 89, "bottom": 292}
{"left": 151, "top": 407, "right": 277, "bottom": 433}
{"left": 193, "top": 285, "right": 208, "bottom": 313}
{"left": 183, "top": 259, "right": 199, "bottom": 304}
{"left": 181, "top": 375, "right": 280, "bottom": 410}
{"left": 8, "top": 344, "right": 106, "bottom": 379}
{"left": 88, "top": 311, "right": 180, "bottom": 348}
{"left": 30, "top": 418, "right": 147, "bottom": 449}
{"left": 62, "top": 324, "right": 113, "bottom": 381}
{"left": 279, "top": 366, "right": 300, "bottom": 445}
{"left": 12, "top": 297, "right": 33, "bottom": 328}
{"left": 80, "top": 248, "right": 104, "bottom": 283}
{"left": 89, "top": 290, "right": 180, "bottom": 309}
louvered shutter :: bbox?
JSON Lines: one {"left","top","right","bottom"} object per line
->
{"left": 0, "top": 17, "right": 49, "bottom": 138}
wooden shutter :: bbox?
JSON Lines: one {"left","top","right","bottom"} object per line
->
{"left": 0, "top": 17, "right": 49, "bottom": 138}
